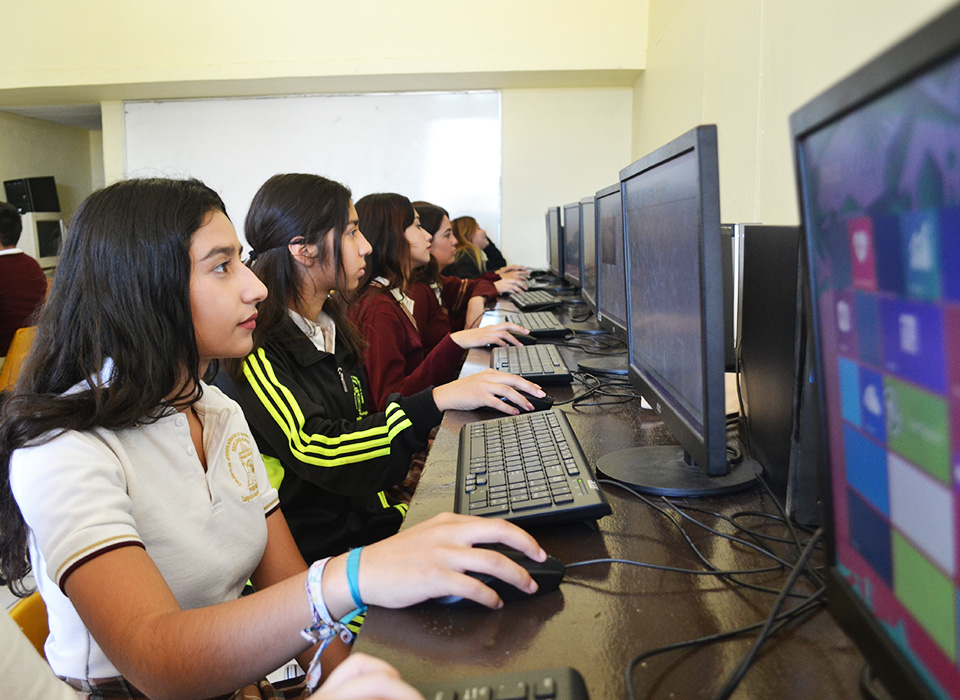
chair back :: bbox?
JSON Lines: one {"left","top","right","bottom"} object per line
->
{"left": 9, "top": 591, "right": 49, "bottom": 659}
{"left": 0, "top": 325, "right": 37, "bottom": 391}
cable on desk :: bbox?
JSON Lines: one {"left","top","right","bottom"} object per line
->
{"left": 709, "top": 528, "right": 825, "bottom": 700}
{"left": 600, "top": 480, "right": 817, "bottom": 598}
{"left": 564, "top": 556, "right": 784, "bottom": 578}
{"left": 624, "top": 586, "right": 825, "bottom": 700}
{"left": 554, "top": 372, "right": 641, "bottom": 409}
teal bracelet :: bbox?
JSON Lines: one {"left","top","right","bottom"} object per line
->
{"left": 346, "top": 546, "right": 365, "bottom": 609}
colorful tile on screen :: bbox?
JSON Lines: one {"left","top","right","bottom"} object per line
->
{"left": 849, "top": 216, "right": 879, "bottom": 292}
{"left": 888, "top": 452, "right": 955, "bottom": 576}
{"left": 902, "top": 210, "right": 942, "bottom": 302}
{"left": 844, "top": 423, "right": 890, "bottom": 515}
{"left": 884, "top": 377, "right": 950, "bottom": 485}
{"left": 880, "top": 298, "right": 947, "bottom": 393}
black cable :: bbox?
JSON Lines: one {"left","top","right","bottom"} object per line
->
{"left": 709, "top": 528, "right": 825, "bottom": 700}
{"left": 565, "top": 557, "right": 783, "bottom": 578}
{"left": 600, "top": 481, "right": 801, "bottom": 597}
{"left": 625, "top": 589, "right": 824, "bottom": 700}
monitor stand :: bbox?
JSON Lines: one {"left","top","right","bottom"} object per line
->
{"left": 578, "top": 356, "right": 628, "bottom": 375}
{"left": 596, "top": 446, "right": 760, "bottom": 497}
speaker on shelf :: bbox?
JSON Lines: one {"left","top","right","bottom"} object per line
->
{"left": 3, "top": 176, "right": 61, "bottom": 213}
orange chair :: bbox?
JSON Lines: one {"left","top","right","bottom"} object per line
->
{"left": 0, "top": 325, "right": 37, "bottom": 391}
{"left": 9, "top": 591, "right": 49, "bottom": 659}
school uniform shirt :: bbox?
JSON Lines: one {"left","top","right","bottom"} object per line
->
{"left": 0, "top": 248, "right": 47, "bottom": 356}
{"left": 9, "top": 378, "right": 279, "bottom": 682}
{"left": 218, "top": 314, "right": 443, "bottom": 563}
{"left": 408, "top": 276, "right": 499, "bottom": 354}
{"left": 349, "top": 283, "right": 466, "bottom": 410}
{"left": 1, "top": 613, "right": 80, "bottom": 700}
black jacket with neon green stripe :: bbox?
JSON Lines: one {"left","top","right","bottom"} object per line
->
{"left": 216, "top": 320, "right": 443, "bottom": 562}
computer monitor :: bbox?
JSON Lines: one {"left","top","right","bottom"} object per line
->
{"left": 594, "top": 182, "right": 627, "bottom": 343}
{"left": 791, "top": 5, "right": 960, "bottom": 699}
{"left": 546, "top": 206, "right": 563, "bottom": 278}
{"left": 596, "top": 125, "right": 759, "bottom": 496}
{"left": 562, "top": 202, "right": 581, "bottom": 287}
{"left": 580, "top": 196, "right": 598, "bottom": 314}
{"left": 19, "top": 211, "right": 62, "bottom": 269}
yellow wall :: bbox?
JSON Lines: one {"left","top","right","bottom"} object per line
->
{"left": 633, "top": 0, "right": 958, "bottom": 226}
{"left": 0, "top": 112, "right": 94, "bottom": 221}
{"left": 502, "top": 88, "right": 634, "bottom": 267}
{"left": 0, "top": 1, "right": 645, "bottom": 99}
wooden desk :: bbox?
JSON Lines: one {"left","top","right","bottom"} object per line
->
{"left": 355, "top": 304, "right": 864, "bottom": 699}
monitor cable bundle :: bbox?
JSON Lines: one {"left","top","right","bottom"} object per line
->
{"left": 563, "top": 474, "right": 826, "bottom": 700}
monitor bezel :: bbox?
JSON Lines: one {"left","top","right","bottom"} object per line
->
{"left": 561, "top": 201, "right": 582, "bottom": 287}
{"left": 579, "top": 195, "right": 598, "bottom": 314}
{"left": 545, "top": 206, "right": 563, "bottom": 278}
{"left": 789, "top": 5, "right": 960, "bottom": 699}
{"left": 594, "top": 182, "right": 628, "bottom": 343}
{"left": 619, "top": 124, "right": 728, "bottom": 476}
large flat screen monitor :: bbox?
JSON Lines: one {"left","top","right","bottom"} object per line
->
{"left": 791, "top": 5, "right": 960, "bottom": 698}
{"left": 597, "top": 125, "right": 759, "bottom": 496}
{"left": 595, "top": 182, "right": 627, "bottom": 342}
{"left": 562, "top": 201, "right": 581, "bottom": 287}
{"left": 546, "top": 206, "right": 563, "bottom": 278}
{"left": 580, "top": 196, "right": 598, "bottom": 313}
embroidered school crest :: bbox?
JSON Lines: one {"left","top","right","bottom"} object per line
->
{"left": 225, "top": 432, "right": 260, "bottom": 503}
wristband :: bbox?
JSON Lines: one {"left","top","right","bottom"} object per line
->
{"left": 346, "top": 546, "right": 365, "bottom": 609}
{"left": 301, "top": 557, "right": 358, "bottom": 693}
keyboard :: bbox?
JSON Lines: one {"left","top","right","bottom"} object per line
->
{"left": 416, "top": 666, "right": 590, "bottom": 700}
{"left": 455, "top": 409, "right": 612, "bottom": 527}
{"left": 506, "top": 310, "right": 568, "bottom": 338}
{"left": 492, "top": 344, "right": 573, "bottom": 384}
{"left": 510, "top": 289, "right": 563, "bottom": 311}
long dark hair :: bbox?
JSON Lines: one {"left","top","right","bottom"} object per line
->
{"left": 411, "top": 200, "right": 448, "bottom": 286}
{"left": 0, "top": 177, "right": 226, "bottom": 595}
{"left": 227, "top": 173, "right": 365, "bottom": 379}
{"left": 354, "top": 193, "right": 416, "bottom": 293}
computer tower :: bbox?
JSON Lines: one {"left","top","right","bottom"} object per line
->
{"left": 4, "top": 176, "right": 60, "bottom": 214}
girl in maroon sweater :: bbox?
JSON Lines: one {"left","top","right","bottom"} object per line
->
{"left": 350, "top": 194, "right": 531, "bottom": 410}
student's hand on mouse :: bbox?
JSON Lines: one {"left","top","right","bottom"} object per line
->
{"left": 356, "top": 513, "right": 546, "bottom": 609}
{"left": 450, "top": 323, "right": 529, "bottom": 349}
{"left": 494, "top": 276, "right": 527, "bottom": 295}
{"left": 309, "top": 653, "right": 424, "bottom": 700}
{"left": 432, "top": 369, "right": 544, "bottom": 414}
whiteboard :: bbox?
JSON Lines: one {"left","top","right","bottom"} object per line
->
{"left": 124, "top": 92, "right": 501, "bottom": 249}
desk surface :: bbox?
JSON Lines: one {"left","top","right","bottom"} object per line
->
{"left": 355, "top": 303, "right": 864, "bottom": 699}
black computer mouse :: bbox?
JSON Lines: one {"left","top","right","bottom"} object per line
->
{"left": 510, "top": 331, "right": 538, "bottom": 345}
{"left": 500, "top": 390, "right": 554, "bottom": 413}
{"left": 433, "top": 543, "right": 566, "bottom": 607}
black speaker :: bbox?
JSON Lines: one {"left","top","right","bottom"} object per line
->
{"left": 4, "top": 176, "right": 60, "bottom": 213}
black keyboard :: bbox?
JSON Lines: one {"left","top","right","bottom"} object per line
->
{"left": 455, "top": 409, "right": 611, "bottom": 527}
{"left": 492, "top": 344, "right": 573, "bottom": 384}
{"left": 506, "top": 311, "right": 568, "bottom": 338}
{"left": 416, "top": 666, "right": 590, "bottom": 700}
{"left": 510, "top": 289, "right": 563, "bottom": 311}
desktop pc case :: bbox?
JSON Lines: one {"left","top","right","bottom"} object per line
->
{"left": 4, "top": 176, "right": 60, "bottom": 214}
{"left": 792, "top": 4, "right": 960, "bottom": 698}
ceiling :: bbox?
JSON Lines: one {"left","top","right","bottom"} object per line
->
{"left": 1, "top": 103, "right": 101, "bottom": 131}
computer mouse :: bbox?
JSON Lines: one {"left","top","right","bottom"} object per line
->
{"left": 500, "top": 390, "right": 554, "bottom": 413}
{"left": 509, "top": 331, "right": 538, "bottom": 345}
{"left": 433, "top": 543, "right": 566, "bottom": 607}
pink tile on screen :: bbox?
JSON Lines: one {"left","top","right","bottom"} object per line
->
{"left": 849, "top": 216, "right": 879, "bottom": 292}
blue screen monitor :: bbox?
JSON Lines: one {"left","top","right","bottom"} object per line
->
{"left": 597, "top": 125, "right": 759, "bottom": 496}
{"left": 792, "top": 5, "right": 960, "bottom": 699}
{"left": 546, "top": 206, "right": 563, "bottom": 278}
{"left": 580, "top": 196, "right": 598, "bottom": 313}
{"left": 562, "top": 202, "right": 582, "bottom": 287}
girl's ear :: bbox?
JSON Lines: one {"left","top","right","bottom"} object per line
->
{"left": 288, "top": 238, "right": 317, "bottom": 267}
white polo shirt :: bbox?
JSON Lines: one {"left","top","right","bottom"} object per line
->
{"left": 10, "top": 381, "right": 280, "bottom": 681}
